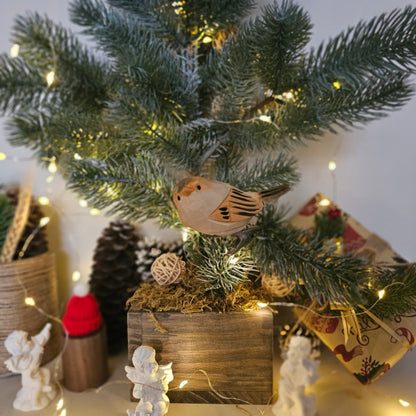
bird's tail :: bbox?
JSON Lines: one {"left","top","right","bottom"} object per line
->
{"left": 260, "top": 184, "right": 290, "bottom": 204}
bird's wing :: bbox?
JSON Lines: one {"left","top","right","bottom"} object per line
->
{"left": 209, "top": 188, "right": 262, "bottom": 223}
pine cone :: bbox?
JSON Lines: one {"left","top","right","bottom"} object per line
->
{"left": 136, "top": 238, "right": 185, "bottom": 282}
{"left": 89, "top": 220, "right": 141, "bottom": 355}
{"left": 6, "top": 188, "right": 48, "bottom": 260}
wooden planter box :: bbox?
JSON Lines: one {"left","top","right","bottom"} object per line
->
{"left": 127, "top": 309, "right": 278, "bottom": 404}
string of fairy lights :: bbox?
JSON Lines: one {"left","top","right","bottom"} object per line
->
{"left": 1, "top": 44, "right": 414, "bottom": 416}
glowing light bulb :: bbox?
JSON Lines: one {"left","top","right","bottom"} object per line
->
{"left": 398, "top": 398, "right": 410, "bottom": 407}
{"left": 72, "top": 270, "right": 81, "bottom": 282}
{"left": 202, "top": 36, "right": 212, "bottom": 43}
{"left": 48, "top": 161, "right": 57, "bottom": 173}
{"left": 25, "top": 297, "right": 36, "bottom": 306}
{"left": 0, "top": 152, "right": 6, "bottom": 161}
{"left": 328, "top": 161, "right": 337, "bottom": 171}
{"left": 10, "top": 44, "right": 20, "bottom": 58}
{"left": 378, "top": 289, "right": 385, "bottom": 299}
{"left": 181, "top": 228, "right": 189, "bottom": 242}
{"left": 257, "top": 302, "right": 268, "bottom": 308}
{"left": 46, "top": 175, "right": 54, "bottom": 184}
{"left": 259, "top": 115, "right": 272, "bottom": 123}
{"left": 89, "top": 208, "right": 100, "bottom": 216}
{"left": 56, "top": 398, "right": 64, "bottom": 410}
{"left": 39, "top": 217, "right": 50, "bottom": 227}
{"left": 179, "top": 380, "right": 189, "bottom": 389}
{"left": 46, "top": 71, "right": 55, "bottom": 86}
{"left": 59, "top": 409, "right": 67, "bottom": 416}
{"left": 74, "top": 153, "right": 82, "bottom": 161}
{"left": 333, "top": 81, "right": 341, "bottom": 90}
{"left": 79, "top": 199, "right": 88, "bottom": 208}
{"left": 228, "top": 256, "right": 239, "bottom": 265}
{"left": 319, "top": 198, "right": 330, "bottom": 207}
{"left": 284, "top": 91, "right": 294, "bottom": 100}
{"left": 38, "top": 196, "right": 50, "bottom": 206}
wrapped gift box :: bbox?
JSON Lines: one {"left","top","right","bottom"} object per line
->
{"left": 291, "top": 193, "right": 415, "bottom": 384}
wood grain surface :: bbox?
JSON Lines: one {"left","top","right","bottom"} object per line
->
{"left": 127, "top": 310, "right": 277, "bottom": 404}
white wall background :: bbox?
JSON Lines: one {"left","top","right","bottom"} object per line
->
{"left": 0, "top": 0, "right": 415, "bottom": 309}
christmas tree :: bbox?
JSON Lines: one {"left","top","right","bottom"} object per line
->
{"left": 0, "top": 0, "right": 415, "bottom": 317}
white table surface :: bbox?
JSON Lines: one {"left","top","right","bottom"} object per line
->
{"left": 0, "top": 345, "right": 415, "bottom": 416}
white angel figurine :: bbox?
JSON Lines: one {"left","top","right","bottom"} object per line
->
{"left": 273, "top": 335, "right": 319, "bottom": 416}
{"left": 4, "top": 322, "right": 57, "bottom": 411}
{"left": 125, "top": 345, "right": 173, "bottom": 416}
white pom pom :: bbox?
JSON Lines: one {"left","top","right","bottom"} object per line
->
{"left": 73, "top": 282, "right": 89, "bottom": 297}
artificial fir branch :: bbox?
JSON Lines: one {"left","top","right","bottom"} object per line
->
{"left": 68, "top": 155, "right": 177, "bottom": 226}
{"left": 1, "top": 0, "right": 416, "bottom": 313}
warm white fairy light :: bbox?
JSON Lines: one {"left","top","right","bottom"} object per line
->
{"left": 228, "top": 255, "right": 239, "bottom": 265}
{"left": 179, "top": 380, "right": 189, "bottom": 389}
{"left": 89, "top": 208, "right": 100, "bottom": 216}
{"left": 46, "top": 175, "right": 54, "bottom": 184}
{"left": 181, "top": 228, "right": 190, "bottom": 242}
{"left": 319, "top": 198, "right": 330, "bottom": 207}
{"left": 79, "top": 199, "right": 88, "bottom": 208}
{"left": 74, "top": 153, "right": 82, "bottom": 160}
{"left": 46, "top": 70, "right": 55, "bottom": 86}
{"left": 333, "top": 81, "right": 341, "bottom": 90}
{"left": 39, "top": 217, "right": 50, "bottom": 227}
{"left": 10, "top": 44, "right": 20, "bottom": 58}
{"left": 58, "top": 409, "right": 67, "bottom": 416}
{"left": 48, "top": 160, "right": 57, "bottom": 173}
{"left": 378, "top": 289, "right": 386, "bottom": 299}
{"left": 72, "top": 270, "right": 81, "bottom": 282}
{"left": 202, "top": 36, "right": 212, "bottom": 43}
{"left": 25, "top": 297, "right": 36, "bottom": 306}
{"left": 257, "top": 302, "right": 268, "bottom": 308}
{"left": 328, "top": 161, "right": 337, "bottom": 171}
{"left": 259, "top": 115, "right": 272, "bottom": 123}
{"left": 398, "top": 398, "right": 410, "bottom": 407}
{"left": 56, "top": 398, "right": 64, "bottom": 410}
{"left": 38, "top": 196, "right": 50, "bottom": 206}
{"left": 0, "top": 152, "right": 6, "bottom": 161}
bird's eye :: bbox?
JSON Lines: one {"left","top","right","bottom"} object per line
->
{"left": 197, "top": 185, "right": 201, "bottom": 190}
{"left": 177, "top": 196, "right": 181, "bottom": 201}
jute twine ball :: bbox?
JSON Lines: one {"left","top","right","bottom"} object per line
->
{"left": 150, "top": 253, "right": 186, "bottom": 286}
{"left": 261, "top": 274, "right": 295, "bottom": 298}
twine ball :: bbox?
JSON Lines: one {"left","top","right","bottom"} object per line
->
{"left": 151, "top": 253, "right": 185, "bottom": 286}
{"left": 261, "top": 274, "right": 295, "bottom": 298}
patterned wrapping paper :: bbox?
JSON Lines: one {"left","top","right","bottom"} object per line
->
{"left": 290, "top": 193, "right": 415, "bottom": 384}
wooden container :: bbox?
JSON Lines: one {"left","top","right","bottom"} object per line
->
{"left": 62, "top": 326, "right": 109, "bottom": 392}
{"left": 0, "top": 252, "right": 61, "bottom": 374}
{"left": 127, "top": 309, "right": 278, "bottom": 404}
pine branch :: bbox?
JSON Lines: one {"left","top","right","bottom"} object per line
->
{"left": 249, "top": 206, "right": 371, "bottom": 308}
{"left": 0, "top": 55, "right": 51, "bottom": 114}
{"left": 70, "top": 0, "right": 199, "bottom": 121}
{"left": 68, "top": 155, "right": 177, "bottom": 226}
{"left": 242, "top": 0, "right": 312, "bottom": 93}
{"left": 368, "top": 264, "right": 416, "bottom": 319}
{"left": 227, "top": 153, "right": 300, "bottom": 190}
{"left": 11, "top": 12, "right": 111, "bottom": 111}
{"left": 185, "top": 232, "right": 258, "bottom": 294}
{"left": 306, "top": 6, "right": 416, "bottom": 92}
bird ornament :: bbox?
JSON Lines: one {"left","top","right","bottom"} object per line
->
{"left": 173, "top": 176, "right": 289, "bottom": 252}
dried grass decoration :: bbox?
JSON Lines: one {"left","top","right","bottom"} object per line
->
{"left": 151, "top": 253, "right": 185, "bottom": 286}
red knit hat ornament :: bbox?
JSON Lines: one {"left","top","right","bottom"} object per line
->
{"left": 63, "top": 283, "right": 102, "bottom": 336}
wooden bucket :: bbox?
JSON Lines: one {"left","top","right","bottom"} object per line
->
{"left": 0, "top": 252, "right": 61, "bottom": 374}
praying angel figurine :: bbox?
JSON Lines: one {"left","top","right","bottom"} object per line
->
{"left": 125, "top": 345, "right": 173, "bottom": 416}
{"left": 4, "top": 322, "right": 57, "bottom": 411}
{"left": 273, "top": 335, "right": 319, "bottom": 416}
